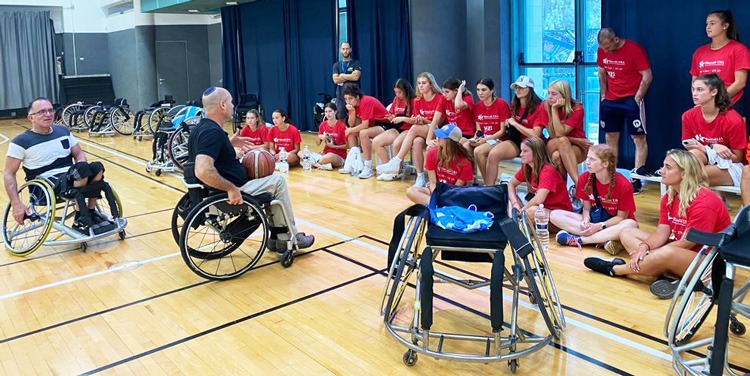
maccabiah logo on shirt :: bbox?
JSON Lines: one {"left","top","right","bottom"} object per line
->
{"left": 694, "top": 134, "right": 724, "bottom": 144}
{"left": 667, "top": 213, "right": 687, "bottom": 227}
{"left": 477, "top": 114, "right": 499, "bottom": 122}
{"left": 437, "top": 166, "right": 458, "bottom": 182}
{"left": 699, "top": 60, "right": 725, "bottom": 69}
{"left": 273, "top": 136, "right": 292, "bottom": 144}
{"left": 602, "top": 58, "right": 625, "bottom": 66}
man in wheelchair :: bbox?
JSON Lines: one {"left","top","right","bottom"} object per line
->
{"left": 189, "top": 87, "right": 314, "bottom": 252}
{"left": 4, "top": 97, "right": 118, "bottom": 236}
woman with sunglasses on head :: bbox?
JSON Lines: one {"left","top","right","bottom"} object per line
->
{"left": 584, "top": 150, "right": 730, "bottom": 299}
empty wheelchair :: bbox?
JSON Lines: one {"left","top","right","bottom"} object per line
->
{"left": 61, "top": 101, "right": 91, "bottom": 132}
{"left": 666, "top": 206, "right": 750, "bottom": 376}
{"left": 2, "top": 175, "right": 127, "bottom": 256}
{"left": 382, "top": 183, "right": 564, "bottom": 372}
{"left": 233, "top": 93, "right": 262, "bottom": 133}
{"left": 133, "top": 95, "right": 176, "bottom": 141}
{"left": 172, "top": 162, "right": 301, "bottom": 280}
{"left": 146, "top": 105, "right": 203, "bottom": 176}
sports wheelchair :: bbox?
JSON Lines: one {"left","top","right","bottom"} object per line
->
{"left": 146, "top": 105, "right": 204, "bottom": 176}
{"left": 233, "top": 93, "right": 262, "bottom": 133}
{"left": 2, "top": 175, "right": 127, "bottom": 256}
{"left": 382, "top": 183, "right": 564, "bottom": 372}
{"left": 133, "top": 95, "right": 176, "bottom": 141}
{"left": 171, "top": 162, "right": 301, "bottom": 280}
{"left": 665, "top": 206, "right": 750, "bottom": 376}
{"left": 81, "top": 99, "right": 134, "bottom": 136}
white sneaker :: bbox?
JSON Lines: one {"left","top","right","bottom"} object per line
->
{"left": 339, "top": 167, "right": 351, "bottom": 174}
{"left": 318, "top": 163, "right": 333, "bottom": 171}
{"left": 377, "top": 173, "right": 400, "bottom": 181}
{"left": 412, "top": 174, "right": 427, "bottom": 188}
{"left": 377, "top": 157, "right": 401, "bottom": 174}
{"left": 358, "top": 167, "right": 374, "bottom": 179}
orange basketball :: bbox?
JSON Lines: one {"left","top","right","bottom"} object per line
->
{"left": 242, "top": 149, "right": 275, "bottom": 180}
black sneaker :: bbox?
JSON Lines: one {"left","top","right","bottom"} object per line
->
{"left": 72, "top": 220, "right": 91, "bottom": 235}
{"left": 296, "top": 232, "right": 315, "bottom": 249}
{"left": 584, "top": 257, "right": 626, "bottom": 277}
{"left": 650, "top": 278, "right": 679, "bottom": 299}
{"left": 91, "top": 211, "right": 112, "bottom": 225}
{"left": 632, "top": 179, "right": 643, "bottom": 195}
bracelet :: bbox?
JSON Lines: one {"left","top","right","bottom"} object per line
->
{"left": 639, "top": 242, "right": 651, "bottom": 251}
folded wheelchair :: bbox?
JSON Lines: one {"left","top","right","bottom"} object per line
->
{"left": 665, "top": 206, "right": 750, "bottom": 376}
{"left": 381, "top": 183, "right": 564, "bottom": 372}
{"left": 2, "top": 175, "right": 127, "bottom": 256}
{"left": 133, "top": 95, "right": 176, "bottom": 141}
{"left": 170, "top": 162, "right": 301, "bottom": 280}
{"left": 146, "top": 105, "right": 204, "bottom": 176}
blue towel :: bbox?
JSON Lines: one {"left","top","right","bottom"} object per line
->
{"left": 430, "top": 204, "right": 494, "bottom": 233}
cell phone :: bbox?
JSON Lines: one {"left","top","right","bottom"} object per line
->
{"left": 682, "top": 139, "right": 698, "bottom": 147}
{"left": 475, "top": 130, "right": 484, "bottom": 138}
{"left": 487, "top": 139, "right": 498, "bottom": 146}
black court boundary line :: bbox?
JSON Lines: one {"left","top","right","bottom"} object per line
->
{"left": 361, "top": 234, "right": 750, "bottom": 373}
{"left": 79, "top": 270, "right": 381, "bottom": 375}
{"left": 0, "top": 236, "right": 360, "bottom": 346}
{"left": 322, "top": 244, "right": 632, "bottom": 376}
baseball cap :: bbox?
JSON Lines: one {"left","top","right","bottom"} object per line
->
{"left": 510, "top": 75, "right": 534, "bottom": 89}
{"left": 434, "top": 123, "right": 462, "bottom": 142}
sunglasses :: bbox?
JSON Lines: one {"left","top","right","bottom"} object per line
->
{"left": 30, "top": 108, "right": 55, "bottom": 116}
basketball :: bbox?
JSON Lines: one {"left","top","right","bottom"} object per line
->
{"left": 241, "top": 149, "right": 275, "bottom": 180}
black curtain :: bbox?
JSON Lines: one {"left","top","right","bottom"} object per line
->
{"left": 221, "top": 0, "right": 334, "bottom": 131}
{"left": 602, "top": 0, "right": 750, "bottom": 170}
{"left": 221, "top": 6, "right": 246, "bottom": 103}
{"left": 0, "top": 11, "right": 59, "bottom": 110}
{"left": 347, "top": 0, "right": 412, "bottom": 103}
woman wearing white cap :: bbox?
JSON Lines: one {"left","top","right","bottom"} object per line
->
{"left": 406, "top": 123, "right": 474, "bottom": 205}
{"left": 474, "top": 75, "right": 544, "bottom": 186}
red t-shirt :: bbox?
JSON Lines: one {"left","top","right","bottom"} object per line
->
{"left": 318, "top": 120, "right": 347, "bottom": 159}
{"left": 597, "top": 40, "right": 651, "bottom": 100}
{"left": 576, "top": 172, "right": 636, "bottom": 219}
{"left": 268, "top": 124, "right": 302, "bottom": 153}
{"left": 356, "top": 95, "right": 389, "bottom": 125}
{"left": 437, "top": 94, "right": 475, "bottom": 136}
{"left": 474, "top": 98, "right": 511, "bottom": 136}
{"left": 239, "top": 125, "right": 268, "bottom": 146}
{"left": 413, "top": 94, "right": 446, "bottom": 123}
{"left": 534, "top": 101, "right": 586, "bottom": 139}
{"left": 658, "top": 187, "right": 731, "bottom": 251}
{"left": 690, "top": 40, "right": 750, "bottom": 103}
{"left": 389, "top": 97, "right": 409, "bottom": 116}
{"left": 512, "top": 105, "right": 542, "bottom": 142}
{"left": 513, "top": 164, "right": 573, "bottom": 211}
{"left": 424, "top": 147, "right": 474, "bottom": 185}
{"left": 681, "top": 107, "right": 747, "bottom": 150}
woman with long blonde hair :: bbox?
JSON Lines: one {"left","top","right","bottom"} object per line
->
{"left": 584, "top": 149, "right": 730, "bottom": 299}
{"left": 508, "top": 137, "right": 572, "bottom": 221}
{"left": 551, "top": 144, "right": 638, "bottom": 252}
{"left": 537, "top": 80, "right": 590, "bottom": 185}
{"left": 377, "top": 72, "right": 445, "bottom": 188}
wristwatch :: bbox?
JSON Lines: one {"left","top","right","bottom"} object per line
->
{"left": 601, "top": 223, "right": 607, "bottom": 230}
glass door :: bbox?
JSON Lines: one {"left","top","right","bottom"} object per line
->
{"left": 512, "top": 0, "right": 601, "bottom": 143}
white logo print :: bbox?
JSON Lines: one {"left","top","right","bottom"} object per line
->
{"left": 633, "top": 119, "right": 641, "bottom": 128}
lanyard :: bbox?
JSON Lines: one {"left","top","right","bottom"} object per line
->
{"left": 341, "top": 60, "right": 350, "bottom": 73}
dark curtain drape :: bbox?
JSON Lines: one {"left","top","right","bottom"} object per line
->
{"left": 0, "top": 11, "right": 59, "bottom": 110}
{"left": 602, "top": 0, "right": 750, "bottom": 170}
{"left": 222, "top": 0, "right": 334, "bottom": 131}
{"left": 221, "top": 6, "right": 246, "bottom": 103}
{"left": 348, "top": 0, "right": 412, "bottom": 103}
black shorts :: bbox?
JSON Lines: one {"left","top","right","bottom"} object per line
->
{"left": 600, "top": 96, "right": 646, "bottom": 136}
{"left": 381, "top": 123, "right": 404, "bottom": 132}
{"left": 67, "top": 161, "right": 105, "bottom": 183}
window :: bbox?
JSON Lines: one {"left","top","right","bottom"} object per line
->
{"left": 337, "top": 0, "right": 348, "bottom": 48}
{"left": 513, "top": 0, "right": 601, "bottom": 143}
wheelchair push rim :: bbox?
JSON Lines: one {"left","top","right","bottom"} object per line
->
{"left": 3, "top": 180, "right": 57, "bottom": 256}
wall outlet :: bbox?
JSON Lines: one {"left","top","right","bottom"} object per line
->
{"left": 10, "top": 112, "right": 16, "bottom": 117}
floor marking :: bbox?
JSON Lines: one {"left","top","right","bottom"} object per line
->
{"left": 296, "top": 217, "right": 673, "bottom": 362}
{"left": 0, "top": 132, "right": 8, "bottom": 145}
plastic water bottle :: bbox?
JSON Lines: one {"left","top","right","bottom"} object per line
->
{"left": 279, "top": 147, "right": 289, "bottom": 174}
{"left": 534, "top": 205, "right": 549, "bottom": 251}
{"left": 301, "top": 145, "right": 312, "bottom": 171}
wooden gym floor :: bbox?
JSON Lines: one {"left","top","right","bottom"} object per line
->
{"left": 0, "top": 118, "right": 747, "bottom": 375}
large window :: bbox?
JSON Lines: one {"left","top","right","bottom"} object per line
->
{"left": 513, "top": 0, "right": 601, "bottom": 143}
{"left": 337, "top": 0, "right": 348, "bottom": 47}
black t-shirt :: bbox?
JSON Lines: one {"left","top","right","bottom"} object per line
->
{"left": 188, "top": 118, "right": 248, "bottom": 187}
{"left": 332, "top": 59, "right": 362, "bottom": 97}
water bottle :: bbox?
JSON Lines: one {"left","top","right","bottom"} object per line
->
{"left": 534, "top": 204, "right": 549, "bottom": 251}
{"left": 301, "top": 145, "right": 312, "bottom": 171}
{"left": 279, "top": 147, "right": 289, "bottom": 174}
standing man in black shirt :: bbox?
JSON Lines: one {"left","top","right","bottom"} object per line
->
{"left": 332, "top": 41, "right": 362, "bottom": 120}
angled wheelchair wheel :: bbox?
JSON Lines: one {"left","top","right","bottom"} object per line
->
{"left": 179, "top": 193, "right": 268, "bottom": 280}
{"left": 666, "top": 248, "right": 716, "bottom": 346}
{"left": 94, "top": 184, "right": 124, "bottom": 219}
{"left": 516, "top": 210, "right": 565, "bottom": 338}
{"left": 381, "top": 213, "right": 426, "bottom": 322}
{"left": 147, "top": 107, "right": 170, "bottom": 134}
{"left": 83, "top": 106, "right": 98, "bottom": 129}
{"left": 171, "top": 192, "right": 191, "bottom": 245}
{"left": 61, "top": 103, "right": 83, "bottom": 127}
{"left": 110, "top": 107, "right": 135, "bottom": 135}
{"left": 2, "top": 180, "right": 56, "bottom": 256}
{"left": 167, "top": 122, "right": 195, "bottom": 170}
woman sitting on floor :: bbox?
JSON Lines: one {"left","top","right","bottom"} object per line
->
{"left": 584, "top": 149, "right": 731, "bottom": 299}
{"left": 406, "top": 123, "right": 474, "bottom": 205}
{"left": 551, "top": 144, "right": 638, "bottom": 253}
{"left": 239, "top": 109, "right": 268, "bottom": 150}
{"left": 508, "top": 137, "right": 572, "bottom": 222}
{"left": 314, "top": 103, "right": 347, "bottom": 170}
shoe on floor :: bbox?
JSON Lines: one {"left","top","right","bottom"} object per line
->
{"left": 377, "top": 173, "right": 400, "bottom": 181}
{"left": 295, "top": 232, "right": 315, "bottom": 249}
{"left": 377, "top": 157, "right": 401, "bottom": 175}
{"left": 412, "top": 173, "right": 427, "bottom": 188}
{"left": 358, "top": 167, "right": 374, "bottom": 179}
{"left": 317, "top": 163, "right": 333, "bottom": 171}
{"left": 631, "top": 179, "right": 643, "bottom": 195}
{"left": 584, "top": 257, "right": 626, "bottom": 277}
{"left": 650, "top": 278, "right": 679, "bottom": 299}
{"left": 339, "top": 167, "right": 351, "bottom": 174}
{"left": 556, "top": 231, "right": 582, "bottom": 248}
{"left": 603, "top": 240, "right": 625, "bottom": 255}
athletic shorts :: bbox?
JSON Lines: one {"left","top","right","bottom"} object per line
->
{"left": 600, "top": 96, "right": 646, "bottom": 136}
{"left": 381, "top": 123, "right": 405, "bottom": 133}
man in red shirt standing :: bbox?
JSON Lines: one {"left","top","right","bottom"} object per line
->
{"left": 597, "top": 27, "right": 653, "bottom": 194}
